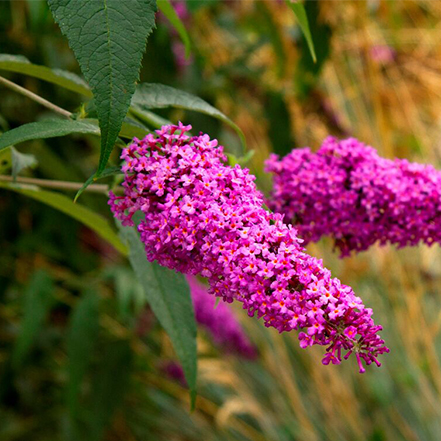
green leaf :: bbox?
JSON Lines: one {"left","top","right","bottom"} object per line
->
{"left": 87, "top": 340, "right": 133, "bottom": 441}
{"left": 295, "top": 0, "right": 332, "bottom": 98}
{"left": 226, "top": 150, "right": 255, "bottom": 167}
{"left": 66, "top": 289, "right": 100, "bottom": 417}
{"left": 129, "top": 106, "right": 172, "bottom": 130}
{"left": 285, "top": 0, "right": 316, "bottom": 62}
{"left": 0, "top": 119, "right": 100, "bottom": 151}
{"left": 12, "top": 270, "right": 54, "bottom": 369}
{"left": 74, "top": 166, "right": 122, "bottom": 203}
{"left": 10, "top": 147, "right": 38, "bottom": 180}
{"left": 0, "top": 119, "right": 147, "bottom": 153}
{"left": 0, "top": 54, "right": 91, "bottom": 96}
{"left": 118, "top": 119, "right": 150, "bottom": 140}
{"left": 119, "top": 224, "right": 197, "bottom": 408}
{"left": 157, "top": 0, "right": 191, "bottom": 58}
{"left": 132, "top": 83, "right": 246, "bottom": 151}
{"left": 47, "top": 0, "right": 157, "bottom": 176}
{"left": 0, "top": 183, "right": 127, "bottom": 255}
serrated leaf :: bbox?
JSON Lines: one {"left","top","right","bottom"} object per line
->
{"left": 87, "top": 340, "right": 133, "bottom": 441}
{"left": 0, "top": 54, "right": 91, "bottom": 96}
{"left": 119, "top": 224, "right": 197, "bottom": 408}
{"left": 157, "top": 0, "right": 191, "bottom": 58}
{"left": 0, "top": 183, "right": 127, "bottom": 255}
{"left": 132, "top": 83, "right": 246, "bottom": 151}
{"left": 285, "top": 0, "right": 316, "bottom": 62}
{"left": 47, "top": 0, "right": 157, "bottom": 176}
{"left": 12, "top": 270, "right": 54, "bottom": 369}
{"left": 10, "top": 147, "right": 38, "bottom": 180}
{"left": 66, "top": 289, "right": 100, "bottom": 417}
{"left": 0, "top": 118, "right": 147, "bottom": 153}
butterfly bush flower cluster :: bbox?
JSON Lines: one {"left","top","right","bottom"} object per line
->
{"left": 187, "top": 276, "right": 257, "bottom": 358}
{"left": 109, "top": 124, "right": 388, "bottom": 372}
{"left": 267, "top": 136, "right": 441, "bottom": 256}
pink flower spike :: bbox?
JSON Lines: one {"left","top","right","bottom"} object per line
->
{"left": 110, "top": 124, "right": 389, "bottom": 373}
{"left": 266, "top": 136, "right": 441, "bottom": 256}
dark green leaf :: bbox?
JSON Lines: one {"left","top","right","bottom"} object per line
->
{"left": 285, "top": 0, "right": 316, "bottom": 62}
{"left": 132, "top": 83, "right": 246, "bottom": 151}
{"left": 47, "top": 0, "right": 157, "bottom": 176}
{"left": 119, "top": 225, "right": 197, "bottom": 408}
{"left": 10, "top": 147, "right": 38, "bottom": 180}
{"left": 0, "top": 183, "right": 127, "bottom": 255}
{"left": 12, "top": 270, "right": 54, "bottom": 369}
{"left": 0, "top": 54, "right": 91, "bottom": 96}
{"left": 157, "top": 0, "right": 191, "bottom": 58}
{"left": 0, "top": 119, "right": 147, "bottom": 153}
{"left": 66, "top": 289, "right": 100, "bottom": 417}
{"left": 0, "top": 119, "right": 100, "bottom": 151}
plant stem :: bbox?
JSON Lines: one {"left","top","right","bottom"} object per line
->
{"left": 0, "top": 75, "right": 72, "bottom": 118}
{"left": 0, "top": 175, "right": 118, "bottom": 194}
{"left": 128, "top": 106, "right": 168, "bottom": 129}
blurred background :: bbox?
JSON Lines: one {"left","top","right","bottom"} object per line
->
{"left": 1, "top": 0, "right": 441, "bottom": 440}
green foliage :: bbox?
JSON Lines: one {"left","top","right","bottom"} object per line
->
{"left": 0, "top": 119, "right": 100, "bottom": 151}
{"left": 12, "top": 270, "right": 54, "bottom": 369}
{"left": 0, "top": 54, "right": 91, "bottom": 96}
{"left": 295, "top": 1, "right": 332, "bottom": 97}
{"left": 132, "top": 83, "right": 246, "bottom": 151}
{"left": 6, "top": 2, "right": 434, "bottom": 440}
{"left": 0, "top": 183, "right": 127, "bottom": 254}
{"left": 47, "top": 0, "right": 157, "bottom": 176}
{"left": 119, "top": 224, "right": 198, "bottom": 408}
{"left": 157, "top": 0, "right": 191, "bottom": 58}
{"left": 285, "top": 0, "right": 316, "bottom": 62}
{"left": 74, "top": 166, "right": 122, "bottom": 203}
{"left": 0, "top": 119, "right": 148, "bottom": 153}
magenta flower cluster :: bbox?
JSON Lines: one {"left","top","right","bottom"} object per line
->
{"left": 187, "top": 275, "right": 257, "bottom": 358}
{"left": 109, "top": 124, "right": 388, "bottom": 373}
{"left": 266, "top": 136, "right": 441, "bottom": 256}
